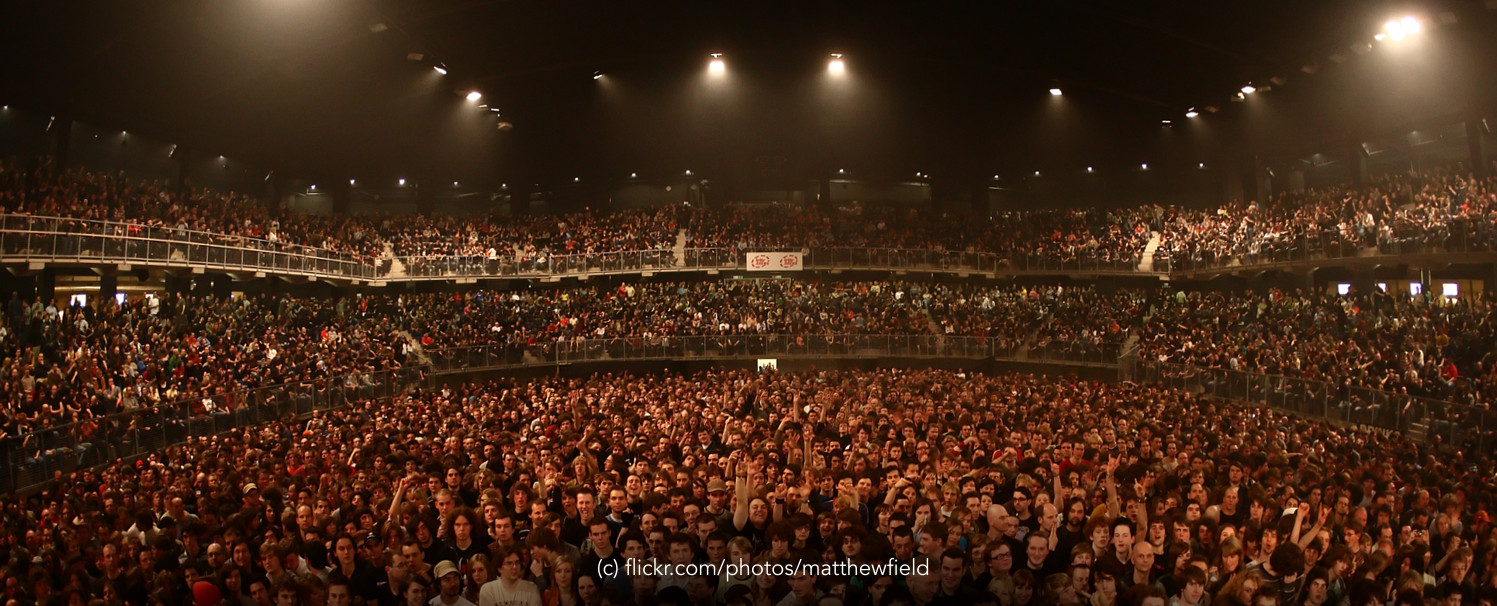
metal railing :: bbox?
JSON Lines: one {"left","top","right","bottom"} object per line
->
{"left": 9, "top": 213, "right": 1497, "bottom": 283}
{"left": 0, "top": 214, "right": 378, "bottom": 280}
{"left": 0, "top": 367, "right": 418, "bottom": 495}
{"left": 1137, "top": 361, "right": 1496, "bottom": 451}
{"left": 389, "top": 247, "right": 1150, "bottom": 280}
{"left": 424, "top": 334, "right": 1001, "bottom": 371}
{"left": 1154, "top": 224, "right": 1497, "bottom": 275}
{"left": 421, "top": 333, "right": 1132, "bottom": 372}
{"left": 804, "top": 248, "right": 1146, "bottom": 275}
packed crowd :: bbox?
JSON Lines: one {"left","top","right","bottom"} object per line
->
{"left": 1152, "top": 169, "right": 1497, "bottom": 272}
{"left": 0, "top": 368, "right": 1491, "bottom": 606}
{"left": 680, "top": 203, "right": 1153, "bottom": 269}
{"left": 0, "top": 157, "right": 385, "bottom": 260}
{"left": 0, "top": 291, "right": 407, "bottom": 441}
{"left": 8, "top": 157, "right": 1497, "bottom": 279}
{"left": 1140, "top": 289, "right": 1497, "bottom": 405}
{"left": 0, "top": 282, "right": 1132, "bottom": 438}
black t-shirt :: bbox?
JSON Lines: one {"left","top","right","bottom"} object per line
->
{"left": 328, "top": 561, "right": 384, "bottom": 602}
{"left": 735, "top": 520, "right": 768, "bottom": 554}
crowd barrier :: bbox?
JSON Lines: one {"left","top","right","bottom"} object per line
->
{"left": 0, "top": 368, "right": 417, "bottom": 495}
{"left": 1138, "top": 361, "right": 1496, "bottom": 451}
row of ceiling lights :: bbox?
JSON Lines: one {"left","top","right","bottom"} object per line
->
{"left": 438, "top": 15, "right": 1425, "bottom": 130}
{"left": 308, "top": 162, "right": 1216, "bottom": 192}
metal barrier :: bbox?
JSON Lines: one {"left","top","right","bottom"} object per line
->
{"left": 422, "top": 334, "right": 1127, "bottom": 373}
{"left": 10, "top": 213, "right": 1497, "bottom": 283}
{"left": 1155, "top": 226, "right": 1497, "bottom": 276}
{"left": 0, "top": 368, "right": 418, "bottom": 495}
{"left": 1137, "top": 361, "right": 1496, "bottom": 451}
{"left": 0, "top": 214, "right": 377, "bottom": 280}
{"left": 424, "top": 335, "right": 1000, "bottom": 371}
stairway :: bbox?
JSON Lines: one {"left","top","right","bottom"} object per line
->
{"left": 396, "top": 330, "right": 432, "bottom": 365}
{"left": 382, "top": 242, "right": 408, "bottom": 278}
{"left": 673, "top": 229, "right": 688, "bottom": 267}
{"left": 1136, "top": 231, "right": 1162, "bottom": 272}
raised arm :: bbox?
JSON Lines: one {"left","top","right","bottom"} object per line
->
{"left": 732, "top": 453, "right": 752, "bottom": 531}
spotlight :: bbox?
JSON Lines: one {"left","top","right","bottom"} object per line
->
{"left": 1049, "top": 88, "right": 1063, "bottom": 96}
{"left": 310, "top": 184, "right": 317, "bottom": 191}
{"left": 1033, "top": 171, "right": 1041, "bottom": 176}
{"left": 838, "top": 169, "right": 845, "bottom": 174}
{"left": 1185, "top": 109, "right": 1199, "bottom": 118}
{"left": 1086, "top": 167, "right": 1094, "bottom": 173}
{"left": 1198, "top": 163, "right": 1206, "bottom": 169}
{"left": 828, "top": 54, "right": 844, "bottom": 73}
{"left": 398, "top": 178, "right": 406, "bottom": 186}
{"left": 593, "top": 71, "right": 603, "bottom": 80}
{"left": 685, "top": 169, "right": 693, "bottom": 176}
{"left": 433, "top": 66, "right": 448, "bottom": 75}
{"left": 574, "top": 177, "right": 580, "bottom": 182}
{"left": 466, "top": 91, "right": 482, "bottom": 101}
{"left": 1141, "top": 163, "right": 1148, "bottom": 170}
{"left": 1240, "top": 85, "right": 1256, "bottom": 95}
{"left": 1402, "top": 16, "right": 1421, "bottom": 34}
{"left": 1161, "top": 120, "right": 1171, "bottom": 126}
{"left": 350, "top": 179, "right": 356, "bottom": 185}
{"left": 708, "top": 54, "right": 725, "bottom": 73}
{"left": 630, "top": 173, "right": 637, "bottom": 178}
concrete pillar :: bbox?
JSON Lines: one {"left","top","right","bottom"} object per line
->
{"left": 36, "top": 268, "right": 55, "bottom": 303}
{"left": 99, "top": 272, "right": 118, "bottom": 302}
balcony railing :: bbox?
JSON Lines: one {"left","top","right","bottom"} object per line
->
{"left": 0, "top": 214, "right": 377, "bottom": 280}
{"left": 389, "top": 247, "right": 1150, "bottom": 280}
{"left": 1137, "top": 361, "right": 1496, "bottom": 451}
{"left": 5, "top": 213, "right": 1496, "bottom": 283}
{"left": 1154, "top": 225, "right": 1497, "bottom": 275}
{"left": 0, "top": 368, "right": 417, "bottom": 495}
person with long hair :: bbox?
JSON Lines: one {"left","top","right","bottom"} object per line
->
{"left": 463, "top": 555, "right": 491, "bottom": 606}
{"left": 748, "top": 554, "right": 785, "bottom": 606}
{"left": 1209, "top": 539, "right": 1245, "bottom": 597}
{"left": 444, "top": 507, "right": 488, "bottom": 570}
{"left": 541, "top": 556, "right": 579, "bottom": 606}
{"left": 1217, "top": 570, "right": 1266, "bottom": 605}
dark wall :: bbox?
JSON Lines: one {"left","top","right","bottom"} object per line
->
{"left": 826, "top": 180, "right": 931, "bottom": 206}
{"left": 68, "top": 121, "right": 178, "bottom": 184}
{"left": 0, "top": 106, "right": 54, "bottom": 160}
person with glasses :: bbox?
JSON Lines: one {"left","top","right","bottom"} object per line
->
{"left": 478, "top": 546, "right": 541, "bottom": 606}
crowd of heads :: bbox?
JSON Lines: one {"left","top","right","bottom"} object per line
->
{"left": 6, "top": 157, "right": 1497, "bottom": 279}
{"left": 1142, "top": 288, "right": 1497, "bottom": 404}
{"left": 0, "top": 367, "right": 1492, "bottom": 606}
{"left": 1152, "top": 169, "right": 1497, "bottom": 271}
{"left": 3, "top": 281, "right": 1140, "bottom": 438}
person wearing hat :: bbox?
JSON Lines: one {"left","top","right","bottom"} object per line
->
{"left": 429, "top": 561, "right": 475, "bottom": 606}
{"left": 704, "top": 478, "right": 731, "bottom": 528}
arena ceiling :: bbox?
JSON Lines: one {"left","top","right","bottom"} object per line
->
{"left": 2, "top": 0, "right": 1494, "bottom": 190}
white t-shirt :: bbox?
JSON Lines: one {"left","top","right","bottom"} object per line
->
{"left": 477, "top": 579, "right": 541, "bottom": 606}
{"left": 429, "top": 595, "right": 477, "bottom": 606}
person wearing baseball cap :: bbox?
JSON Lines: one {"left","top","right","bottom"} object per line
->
{"left": 429, "top": 561, "right": 474, "bottom": 606}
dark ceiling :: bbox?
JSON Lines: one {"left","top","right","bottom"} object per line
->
{"left": 2, "top": 0, "right": 1494, "bottom": 190}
